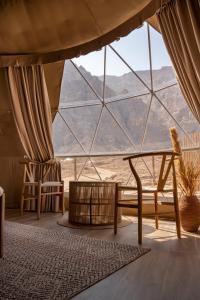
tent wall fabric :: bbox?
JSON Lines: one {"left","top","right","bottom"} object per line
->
{"left": 0, "top": 0, "right": 161, "bottom": 66}
{"left": 0, "top": 68, "right": 24, "bottom": 208}
{"left": 158, "top": 0, "right": 200, "bottom": 123}
{"left": 0, "top": 68, "right": 24, "bottom": 157}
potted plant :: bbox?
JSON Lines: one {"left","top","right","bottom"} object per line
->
{"left": 170, "top": 127, "right": 200, "bottom": 232}
{"left": 178, "top": 161, "right": 200, "bottom": 232}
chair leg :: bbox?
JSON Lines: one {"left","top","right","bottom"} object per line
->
{"left": 138, "top": 193, "right": 142, "bottom": 245}
{"left": 61, "top": 181, "right": 65, "bottom": 215}
{"left": 173, "top": 190, "right": 181, "bottom": 238}
{"left": 114, "top": 206, "right": 118, "bottom": 235}
{"left": 37, "top": 198, "right": 41, "bottom": 220}
{"left": 37, "top": 182, "right": 41, "bottom": 220}
{"left": 20, "top": 196, "right": 24, "bottom": 216}
{"left": 172, "top": 162, "right": 181, "bottom": 238}
{"left": 20, "top": 181, "right": 26, "bottom": 216}
{"left": 62, "top": 197, "right": 65, "bottom": 215}
{"left": 154, "top": 192, "right": 159, "bottom": 229}
{"left": 138, "top": 205, "right": 142, "bottom": 245}
{"left": 114, "top": 184, "right": 118, "bottom": 235}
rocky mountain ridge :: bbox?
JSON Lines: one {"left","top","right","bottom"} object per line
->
{"left": 53, "top": 62, "right": 198, "bottom": 154}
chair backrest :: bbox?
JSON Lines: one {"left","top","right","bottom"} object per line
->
{"left": 22, "top": 160, "right": 62, "bottom": 184}
{"left": 23, "top": 162, "right": 42, "bottom": 183}
{"left": 124, "top": 151, "right": 180, "bottom": 191}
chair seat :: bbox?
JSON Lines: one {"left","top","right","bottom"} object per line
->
{"left": 41, "top": 181, "right": 63, "bottom": 187}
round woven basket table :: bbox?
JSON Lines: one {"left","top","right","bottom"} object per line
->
{"left": 69, "top": 181, "right": 122, "bottom": 225}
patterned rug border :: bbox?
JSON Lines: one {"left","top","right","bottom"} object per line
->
{"left": 1, "top": 221, "right": 150, "bottom": 299}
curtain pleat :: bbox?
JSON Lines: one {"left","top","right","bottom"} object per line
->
{"left": 157, "top": 0, "right": 200, "bottom": 122}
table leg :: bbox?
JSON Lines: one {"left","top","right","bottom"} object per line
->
{"left": 0, "top": 193, "right": 5, "bottom": 258}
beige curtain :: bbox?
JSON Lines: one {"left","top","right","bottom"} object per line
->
{"left": 8, "top": 65, "right": 54, "bottom": 162}
{"left": 157, "top": 0, "right": 200, "bottom": 122}
{"left": 8, "top": 65, "right": 60, "bottom": 211}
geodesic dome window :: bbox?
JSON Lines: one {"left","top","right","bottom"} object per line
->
{"left": 53, "top": 23, "right": 199, "bottom": 157}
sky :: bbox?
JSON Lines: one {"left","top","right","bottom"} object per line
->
{"left": 73, "top": 23, "right": 172, "bottom": 76}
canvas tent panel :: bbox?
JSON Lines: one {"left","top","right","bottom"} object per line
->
{"left": 0, "top": 68, "right": 24, "bottom": 157}
{"left": 0, "top": 0, "right": 161, "bottom": 66}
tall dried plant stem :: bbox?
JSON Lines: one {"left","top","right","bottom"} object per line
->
{"left": 169, "top": 127, "right": 185, "bottom": 174}
{"left": 170, "top": 127, "right": 200, "bottom": 196}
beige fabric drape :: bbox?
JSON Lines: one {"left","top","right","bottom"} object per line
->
{"left": 157, "top": 0, "right": 200, "bottom": 122}
{"left": 8, "top": 65, "right": 54, "bottom": 162}
{"left": 8, "top": 65, "right": 61, "bottom": 211}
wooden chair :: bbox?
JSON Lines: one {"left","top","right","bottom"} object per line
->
{"left": 21, "top": 161, "right": 65, "bottom": 219}
{"left": 114, "top": 151, "right": 181, "bottom": 244}
{"left": 0, "top": 188, "right": 5, "bottom": 258}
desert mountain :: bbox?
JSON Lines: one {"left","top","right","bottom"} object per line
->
{"left": 53, "top": 62, "right": 199, "bottom": 155}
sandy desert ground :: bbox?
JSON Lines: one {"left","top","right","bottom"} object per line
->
{"left": 60, "top": 155, "right": 172, "bottom": 191}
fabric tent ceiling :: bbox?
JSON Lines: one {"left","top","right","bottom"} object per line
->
{"left": 0, "top": 0, "right": 161, "bottom": 66}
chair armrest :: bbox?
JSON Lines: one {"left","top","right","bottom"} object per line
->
{"left": 123, "top": 150, "right": 180, "bottom": 161}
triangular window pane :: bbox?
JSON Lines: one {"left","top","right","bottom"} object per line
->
{"left": 142, "top": 96, "right": 183, "bottom": 151}
{"left": 53, "top": 112, "right": 84, "bottom": 155}
{"left": 60, "top": 60, "right": 102, "bottom": 106}
{"left": 104, "top": 43, "right": 150, "bottom": 100}
{"left": 150, "top": 25, "right": 177, "bottom": 90}
{"left": 106, "top": 94, "right": 152, "bottom": 151}
{"left": 92, "top": 107, "right": 133, "bottom": 154}
{"left": 59, "top": 105, "right": 102, "bottom": 154}
{"left": 155, "top": 86, "right": 200, "bottom": 135}
{"left": 73, "top": 48, "right": 105, "bottom": 98}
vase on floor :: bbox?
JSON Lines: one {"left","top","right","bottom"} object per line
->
{"left": 179, "top": 195, "right": 200, "bottom": 232}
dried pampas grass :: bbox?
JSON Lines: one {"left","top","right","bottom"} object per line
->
{"left": 178, "top": 162, "right": 200, "bottom": 196}
{"left": 169, "top": 127, "right": 200, "bottom": 197}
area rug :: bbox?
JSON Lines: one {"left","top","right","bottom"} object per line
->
{"left": 58, "top": 212, "right": 133, "bottom": 230}
{"left": 0, "top": 221, "right": 150, "bottom": 300}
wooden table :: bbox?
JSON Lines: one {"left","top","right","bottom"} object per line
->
{"left": 0, "top": 192, "right": 5, "bottom": 258}
{"left": 69, "top": 181, "right": 121, "bottom": 225}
